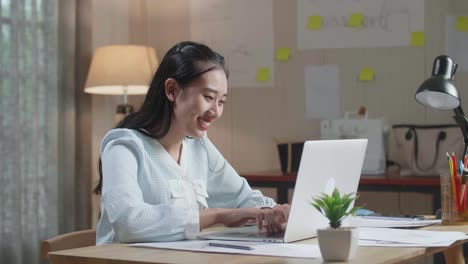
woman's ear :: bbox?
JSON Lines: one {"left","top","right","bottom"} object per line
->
{"left": 164, "top": 78, "right": 179, "bottom": 102}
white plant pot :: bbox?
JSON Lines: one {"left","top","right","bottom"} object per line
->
{"left": 317, "top": 227, "right": 359, "bottom": 262}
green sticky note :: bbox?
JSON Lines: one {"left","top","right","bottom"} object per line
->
{"left": 348, "top": 13, "right": 364, "bottom": 27}
{"left": 410, "top": 31, "right": 425, "bottom": 46}
{"left": 256, "top": 68, "right": 270, "bottom": 82}
{"left": 307, "top": 16, "right": 322, "bottom": 30}
{"left": 456, "top": 16, "right": 468, "bottom": 32}
{"left": 359, "top": 67, "right": 375, "bottom": 81}
{"left": 276, "top": 48, "right": 291, "bottom": 61}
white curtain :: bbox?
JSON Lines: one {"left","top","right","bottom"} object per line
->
{"left": 0, "top": 0, "right": 62, "bottom": 263}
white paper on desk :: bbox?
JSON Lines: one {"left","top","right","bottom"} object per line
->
{"left": 347, "top": 216, "right": 441, "bottom": 228}
{"left": 359, "top": 239, "right": 455, "bottom": 247}
{"left": 130, "top": 240, "right": 321, "bottom": 259}
{"left": 359, "top": 227, "right": 467, "bottom": 245}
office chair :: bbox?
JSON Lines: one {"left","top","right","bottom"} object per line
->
{"left": 41, "top": 229, "right": 96, "bottom": 260}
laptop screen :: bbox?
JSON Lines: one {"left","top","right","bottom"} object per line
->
{"left": 284, "top": 139, "right": 367, "bottom": 242}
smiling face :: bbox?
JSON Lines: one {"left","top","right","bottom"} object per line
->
{"left": 165, "top": 68, "right": 228, "bottom": 139}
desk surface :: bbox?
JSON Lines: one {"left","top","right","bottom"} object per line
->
{"left": 49, "top": 224, "right": 468, "bottom": 264}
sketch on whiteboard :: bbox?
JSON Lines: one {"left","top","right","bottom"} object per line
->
{"left": 190, "top": 0, "right": 274, "bottom": 88}
{"left": 298, "top": 0, "right": 424, "bottom": 49}
{"left": 379, "top": 0, "right": 411, "bottom": 32}
{"left": 316, "top": 0, "right": 410, "bottom": 32}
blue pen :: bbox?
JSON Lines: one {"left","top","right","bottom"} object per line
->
{"left": 460, "top": 160, "right": 464, "bottom": 175}
{"left": 208, "top": 242, "right": 254, "bottom": 250}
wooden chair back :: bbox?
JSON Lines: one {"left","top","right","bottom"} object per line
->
{"left": 41, "top": 229, "right": 96, "bottom": 260}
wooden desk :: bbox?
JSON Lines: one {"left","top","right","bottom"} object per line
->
{"left": 241, "top": 171, "right": 441, "bottom": 210}
{"left": 48, "top": 224, "right": 468, "bottom": 264}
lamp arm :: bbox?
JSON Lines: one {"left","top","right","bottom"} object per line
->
{"left": 453, "top": 106, "right": 468, "bottom": 160}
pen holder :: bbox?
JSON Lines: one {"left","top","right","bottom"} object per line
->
{"left": 440, "top": 175, "right": 468, "bottom": 222}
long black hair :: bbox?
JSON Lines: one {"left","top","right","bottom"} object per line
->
{"left": 94, "top": 41, "right": 229, "bottom": 195}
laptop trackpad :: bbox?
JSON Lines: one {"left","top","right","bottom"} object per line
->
{"left": 199, "top": 226, "right": 285, "bottom": 242}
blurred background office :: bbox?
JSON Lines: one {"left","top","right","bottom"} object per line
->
{"left": 2, "top": 0, "right": 468, "bottom": 263}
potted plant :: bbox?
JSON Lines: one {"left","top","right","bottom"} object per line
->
{"left": 311, "top": 188, "right": 360, "bottom": 262}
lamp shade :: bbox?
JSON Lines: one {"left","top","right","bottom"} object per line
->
{"left": 415, "top": 55, "right": 460, "bottom": 110}
{"left": 84, "top": 45, "right": 159, "bottom": 95}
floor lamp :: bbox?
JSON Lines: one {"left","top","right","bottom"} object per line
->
{"left": 84, "top": 45, "right": 159, "bottom": 123}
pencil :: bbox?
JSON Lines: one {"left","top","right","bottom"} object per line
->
{"left": 462, "top": 168, "right": 468, "bottom": 210}
{"left": 448, "top": 152, "right": 461, "bottom": 211}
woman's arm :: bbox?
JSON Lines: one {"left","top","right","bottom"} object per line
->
{"left": 199, "top": 208, "right": 259, "bottom": 229}
{"left": 201, "top": 136, "right": 276, "bottom": 208}
{"left": 200, "top": 206, "right": 290, "bottom": 233}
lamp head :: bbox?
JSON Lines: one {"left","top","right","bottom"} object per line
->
{"left": 415, "top": 55, "right": 460, "bottom": 109}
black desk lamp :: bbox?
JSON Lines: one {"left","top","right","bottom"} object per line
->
{"left": 415, "top": 55, "right": 468, "bottom": 159}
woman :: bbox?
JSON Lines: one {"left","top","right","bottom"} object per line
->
{"left": 95, "top": 41, "right": 290, "bottom": 244}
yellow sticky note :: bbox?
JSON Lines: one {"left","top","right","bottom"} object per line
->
{"left": 276, "top": 48, "right": 291, "bottom": 61}
{"left": 348, "top": 13, "right": 364, "bottom": 27}
{"left": 456, "top": 16, "right": 468, "bottom": 32}
{"left": 256, "top": 68, "right": 270, "bottom": 82}
{"left": 410, "top": 31, "right": 425, "bottom": 46}
{"left": 359, "top": 67, "right": 375, "bottom": 81}
{"left": 307, "top": 16, "right": 322, "bottom": 30}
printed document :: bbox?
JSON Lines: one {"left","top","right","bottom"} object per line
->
{"left": 347, "top": 216, "right": 441, "bottom": 228}
{"left": 131, "top": 240, "right": 321, "bottom": 259}
{"left": 358, "top": 227, "right": 468, "bottom": 247}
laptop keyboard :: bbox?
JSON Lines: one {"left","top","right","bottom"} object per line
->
{"left": 221, "top": 230, "right": 285, "bottom": 239}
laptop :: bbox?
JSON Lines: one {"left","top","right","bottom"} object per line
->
{"left": 198, "top": 139, "right": 368, "bottom": 243}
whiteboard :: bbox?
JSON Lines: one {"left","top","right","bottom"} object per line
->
{"left": 297, "top": 0, "right": 424, "bottom": 49}
{"left": 446, "top": 16, "right": 468, "bottom": 72}
{"left": 190, "top": 0, "right": 274, "bottom": 88}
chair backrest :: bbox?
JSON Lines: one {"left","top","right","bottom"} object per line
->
{"left": 41, "top": 229, "right": 96, "bottom": 260}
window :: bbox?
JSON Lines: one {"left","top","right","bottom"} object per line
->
{"left": 0, "top": 0, "right": 59, "bottom": 263}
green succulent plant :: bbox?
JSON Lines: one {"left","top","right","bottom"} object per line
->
{"left": 311, "top": 188, "right": 360, "bottom": 229}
